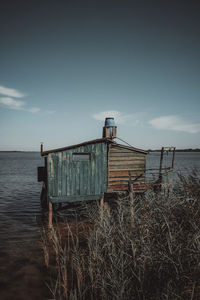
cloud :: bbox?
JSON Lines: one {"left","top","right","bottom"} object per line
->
{"left": 0, "top": 97, "right": 40, "bottom": 114}
{"left": 0, "top": 85, "right": 41, "bottom": 114}
{"left": 149, "top": 115, "right": 200, "bottom": 133}
{"left": 0, "top": 85, "right": 25, "bottom": 98}
{"left": 0, "top": 97, "right": 25, "bottom": 110}
{"left": 27, "top": 107, "right": 41, "bottom": 113}
{"left": 0, "top": 85, "right": 54, "bottom": 115}
{"left": 45, "top": 110, "right": 55, "bottom": 115}
{"left": 92, "top": 110, "right": 144, "bottom": 126}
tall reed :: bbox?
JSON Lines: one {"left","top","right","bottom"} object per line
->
{"left": 41, "top": 172, "right": 200, "bottom": 299}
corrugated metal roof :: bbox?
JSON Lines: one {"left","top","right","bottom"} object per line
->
{"left": 41, "top": 138, "right": 148, "bottom": 156}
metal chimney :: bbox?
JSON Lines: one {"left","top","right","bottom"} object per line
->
{"left": 102, "top": 117, "right": 117, "bottom": 139}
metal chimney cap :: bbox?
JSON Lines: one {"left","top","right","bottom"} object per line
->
{"left": 105, "top": 118, "right": 116, "bottom": 127}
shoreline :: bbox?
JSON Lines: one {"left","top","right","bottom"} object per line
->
{"left": 0, "top": 149, "right": 200, "bottom": 153}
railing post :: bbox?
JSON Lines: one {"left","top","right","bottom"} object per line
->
{"left": 172, "top": 148, "right": 176, "bottom": 169}
{"left": 159, "top": 147, "right": 164, "bottom": 178}
{"left": 40, "top": 142, "right": 43, "bottom": 155}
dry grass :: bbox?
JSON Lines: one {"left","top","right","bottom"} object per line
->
{"left": 41, "top": 172, "right": 200, "bottom": 300}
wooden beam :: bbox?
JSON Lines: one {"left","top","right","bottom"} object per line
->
{"left": 49, "top": 194, "right": 103, "bottom": 203}
{"left": 129, "top": 172, "right": 134, "bottom": 228}
{"left": 48, "top": 201, "right": 53, "bottom": 229}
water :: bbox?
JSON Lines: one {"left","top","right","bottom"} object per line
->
{"left": 0, "top": 152, "right": 49, "bottom": 300}
{"left": 146, "top": 151, "right": 200, "bottom": 173}
{"left": 146, "top": 151, "right": 200, "bottom": 182}
{"left": 0, "top": 152, "right": 43, "bottom": 243}
{"left": 0, "top": 151, "right": 199, "bottom": 299}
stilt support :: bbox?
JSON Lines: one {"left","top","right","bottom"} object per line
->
{"left": 100, "top": 196, "right": 104, "bottom": 222}
{"left": 100, "top": 195, "right": 110, "bottom": 222}
{"left": 48, "top": 201, "right": 53, "bottom": 229}
{"left": 129, "top": 172, "right": 134, "bottom": 228}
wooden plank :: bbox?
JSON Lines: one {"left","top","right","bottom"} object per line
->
{"left": 108, "top": 183, "right": 150, "bottom": 191}
{"left": 107, "top": 184, "right": 128, "bottom": 191}
{"left": 108, "top": 181, "right": 126, "bottom": 185}
{"left": 108, "top": 176, "right": 145, "bottom": 180}
{"left": 109, "top": 173, "right": 145, "bottom": 177}
{"left": 49, "top": 194, "right": 103, "bottom": 203}
{"left": 58, "top": 152, "right": 62, "bottom": 196}
{"left": 90, "top": 144, "right": 96, "bottom": 195}
{"left": 108, "top": 179, "right": 144, "bottom": 185}
{"left": 110, "top": 145, "right": 147, "bottom": 154}
{"left": 94, "top": 143, "right": 99, "bottom": 194}
{"left": 47, "top": 155, "right": 51, "bottom": 197}
{"left": 109, "top": 156, "right": 145, "bottom": 161}
{"left": 53, "top": 154, "right": 58, "bottom": 196}
{"left": 109, "top": 170, "right": 131, "bottom": 176}
{"left": 110, "top": 146, "right": 145, "bottom": 153}
{"left": 109, "top": 157, "right": 145, "bottom": 162}
{"left": 110, "top": 150, "right": 142, "bottom": 154}
{"left": 63, "top": 141, "right": 107, "bottom": 198}
{"left": 61, "top": 152, "right": 67, "bottom": 196}
{"left": 48, "top": 154, "right": 54, "bottom": 197}
{"left": 108, "top": 169, "right": 145, "bottom": 174}
{"left": 109, "top": 161, "right": 145, "bottom": 166}
{"left": 66, "top": 150, "right": 72, "bottom": 196}
{"left": 110, "top": 151, "right": 144, "bottom": 156}
{"left": 108, "top": 178, "right": 145, "bottom": 183}
{"left": 101, "top": 142, "right": 108, "bottom": 193}
{"left": 109, "top": 165, "right": 145, "bottom": 170}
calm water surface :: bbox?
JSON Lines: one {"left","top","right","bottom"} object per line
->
{"left": 0, "top": 151, "right": 199, "bottom": 299}
{"left": 0, "top": 152, "right": 49, "bottom": 300}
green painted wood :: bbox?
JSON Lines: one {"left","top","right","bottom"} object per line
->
{"left": 49, "top": 194, "right": 103, "bottom": 203}
{"left": 61, "top": 152, "right": 67, "bottom": 196}
{"left": 47, "top": 141, "right": 107, "bottom": 202}
{"left": 47, "top": 154, "right": 54, "bottom": 197}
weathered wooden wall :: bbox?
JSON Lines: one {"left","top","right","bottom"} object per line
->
{"left": 47, "top": 142, "right": 107, "bottom": 202}
{"left": 107, "top": 144, "right": 146, "bottom": 192}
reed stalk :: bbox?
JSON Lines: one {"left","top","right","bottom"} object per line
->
{"left": 41, "top": 171, "right": 200, "bottom": 299}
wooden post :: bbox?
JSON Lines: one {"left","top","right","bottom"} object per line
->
{"left": 129, "top": 172, "right": 134, "bottom": 227}
{"left": 100, "top": 196, "right": 104, "bottom": 223}
{"left": 104, "top": 202, "right": 110, "bottom": 217}
{"left": 129, "top": 182, "right": 134, "bottom": 227}
{"left": 48, "top": 201, "right": 53, "bottom": 229}
{"left": 99, "top": 194, "right": 110, "bottom": 223}
{"left": 172, "top": 148, "right": 176, "bottom": 169}
{"left": 40, "top": 142, "right": 43, "bottom": 155}
{"left": 159, "top": 147, "right": 164, "bottom": 178}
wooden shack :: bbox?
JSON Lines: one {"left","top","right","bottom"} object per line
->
{"left": 38, "top": 118, "right": 148, "bottom": 225}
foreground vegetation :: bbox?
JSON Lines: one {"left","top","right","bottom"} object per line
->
{"left": 41, "top": 171, "right": 200, "bottom": 299}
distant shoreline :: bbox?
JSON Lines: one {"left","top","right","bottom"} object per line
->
{"left": 148, "top": 149, "right": 200, "bottom": 152}
{"left": 0, "top": 149, "right": 200, "bottom": 153}
{"left": 0, "top": 151, "right": 39, "bottom": 153}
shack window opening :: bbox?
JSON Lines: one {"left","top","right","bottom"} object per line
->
{"left": 73, "top": 153, "right": 91, "bottom": 161}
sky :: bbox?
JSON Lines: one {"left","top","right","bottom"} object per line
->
{"left": 0, "top": 0, "right": 200, "bottom": 151}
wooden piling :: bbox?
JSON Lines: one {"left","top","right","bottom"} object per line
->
{"left": 100, "top": 195, "right": 110, "bottom": 222}
{"left": 100, "top": 196, "right": 104, "bottom": 223}
{"left": 48, "top": 201, "right": 53, "bottom": 229}
{"left": 129, "top": 172, "right": 134, "bottom": 227}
